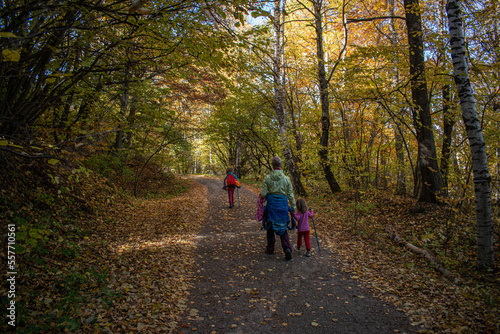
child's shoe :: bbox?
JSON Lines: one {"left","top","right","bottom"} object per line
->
{"left": 285, "top": 248, "right": 292, "bottom": 260}
{"left": 305, "top": 251, "right": 311, "bottom": 257}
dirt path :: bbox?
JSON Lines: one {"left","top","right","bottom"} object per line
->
{"left": 175, "top": 176, "right": 415, "bottom": 333}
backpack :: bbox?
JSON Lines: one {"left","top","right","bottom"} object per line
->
{"left": 226, "top": 174, "right": 240, "bottom": 188}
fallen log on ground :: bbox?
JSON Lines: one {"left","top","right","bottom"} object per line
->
{"left": 386, "top": 228, "right": 461, "bottom": 285}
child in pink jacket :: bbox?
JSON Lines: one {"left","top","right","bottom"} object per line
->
{"left": 293, "top": 198, "right": 314, "bottom": 257}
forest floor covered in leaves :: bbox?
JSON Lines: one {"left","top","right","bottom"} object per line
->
{"left": 307, "top": 189, "right": 500, "bottom": 333}
{"left": 1, "top": 155, "right": 208, "bottom": 333}
{"left": 0, "top": 155, "right": 499, "bottom": 333}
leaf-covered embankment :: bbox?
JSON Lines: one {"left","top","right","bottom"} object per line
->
{"left": 310, "top": 190, "right": 500, "bottom": 333}
{"left": 242, "top": 181, "right": 499, "bottom": 333}
{"left": 0, "top": 154, "right": 206, "bottom": 333}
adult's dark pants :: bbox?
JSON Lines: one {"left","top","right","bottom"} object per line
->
{"left": 266, "top": 227, "right": 292, "bottom": 254}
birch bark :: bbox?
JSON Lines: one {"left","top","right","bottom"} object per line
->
{"left": 388, "top": 0, "right": 406, "bottom": 195}
{"left": 446, "top": 0, "right": 495, "bottom": 269}
{"left": 272, "top": 0, "right": 306, "bottom": 196}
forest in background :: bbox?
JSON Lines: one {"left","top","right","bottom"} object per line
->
{"left": 1, "top": 0, "right": 499, "bottom": 332}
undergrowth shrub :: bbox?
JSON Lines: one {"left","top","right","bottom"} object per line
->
{"left": 84, "top": 153, "right": 134, "bottom": 181}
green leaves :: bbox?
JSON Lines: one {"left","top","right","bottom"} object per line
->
{"left": 251, "top": 9, "right": 269, "bottom": 18}
{"left": 16, "top": 227, "right": 51, "bottom": 254}
{"left": 214, "top": 6, "right": 227, "bottom": 19}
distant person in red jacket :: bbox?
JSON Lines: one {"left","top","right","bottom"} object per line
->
{"left": 223, "top": 167, "right": 240, "bottom": 208}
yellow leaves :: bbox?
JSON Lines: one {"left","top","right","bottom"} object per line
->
{"left": 288, "top": 312, "right": 302, "bottom": 317}
{"left": 47, "top": 72, "right": 73, "bottom": 84}
{"left": 0, "top": 32, "right": 18, "bottom": 38}
{"left": 0, "top": 140, "right": 22, "bottom": 149}
{"left": 421, "top": 233, "right": 434, "bottom": 242}
{"left": 2, "top": 48, "right": 21, "bottom": 62}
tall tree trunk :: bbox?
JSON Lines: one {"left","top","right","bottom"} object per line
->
{"left": 126, "top": 93, "right": 137, "bottom": 148}
{"left": 404, "top": 0, "right": 441, "bottom": 203}
{"left": 496, "top": 109, "right": 500, "bottom": 204}
{"left": 446, "top": 0, "right": 494, "bottom": 269}
{"left": 114, "top": 64, "right": 130, "bottom": 151}
{"left": 388, "top": 0, "right": 407, "bottom": 195}
{"left": 235, "top": 134, "right": 241, "bottom": 178}
{"left": 313, "top": 0, "right": 341, "bottom": 194}
{"left": 493, "top": 4, "right": 500, "bottom": 204}
{"left": 288, "top": 83, "right": 303, "bottom": 163}
{"left": 395, "top": 122, "right": 407, "bottom": 195}
{"left": 272, "top": 0, "right": 306, "bottom": 196}
{"left": 440, "top": 85, "right": 455, "bottom": 196}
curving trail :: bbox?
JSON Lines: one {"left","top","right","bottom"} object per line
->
{"left": 175, "top": 176, "right": 414, "bottom": 333}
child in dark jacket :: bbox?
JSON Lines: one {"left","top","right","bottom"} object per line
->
{"left": 293, "top": 198, "right": 314, "bottom": 257}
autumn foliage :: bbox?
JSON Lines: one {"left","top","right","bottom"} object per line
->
{"left": 1, "top": 0, "right": 499, "bottom": 332}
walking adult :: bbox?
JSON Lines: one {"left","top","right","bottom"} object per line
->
{"left": 261, "top": 156, "right": 296, "bottom": 260}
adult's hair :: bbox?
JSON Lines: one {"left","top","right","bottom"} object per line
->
{"left": 271, "top": 156, "right": 282, "bottom": 169}
{"left": 296, "top": 198, "right": 308, "bottom": 214}
{"left": 226, "top": 166, "right": 233, "bottom": 174}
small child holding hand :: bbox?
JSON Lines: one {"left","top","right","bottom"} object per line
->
{"left": 293, "top": 198, "right": 314, "bottom": 257}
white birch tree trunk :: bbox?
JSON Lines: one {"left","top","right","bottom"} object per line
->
{"left": 272, "top": 0, "right": 306, "bottom": 196}
{"left": 388, "top": 0, "right": 406, "bottom": 195}
{"left": 446, "top": 0, "right": 495, "bottom": 269}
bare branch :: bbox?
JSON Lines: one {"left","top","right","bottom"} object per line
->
{"left": 347, "top": 16, "right": 406, "bottom": 24}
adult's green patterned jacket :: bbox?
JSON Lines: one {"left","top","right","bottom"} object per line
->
{"left": 260, "top": 169, "right": 296, "bottom": 210}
